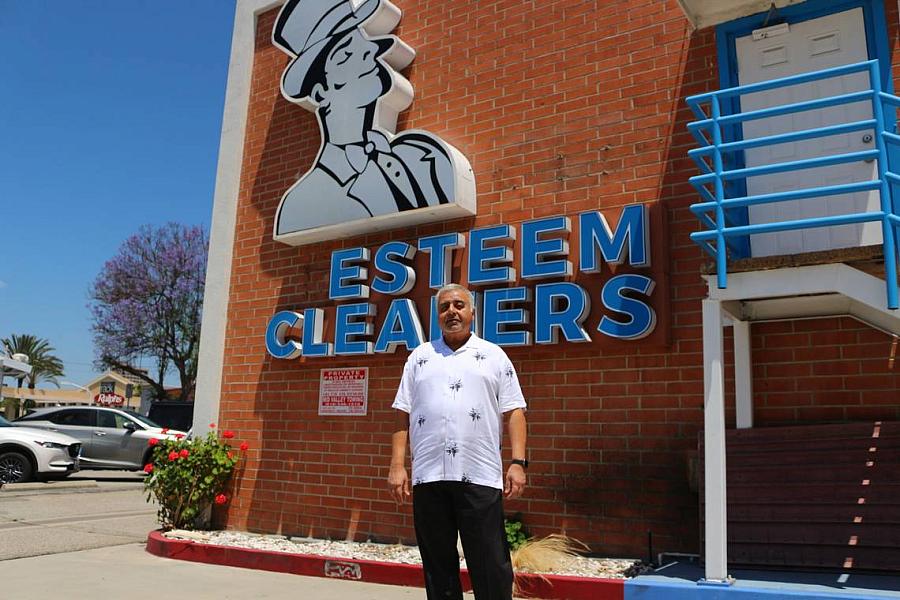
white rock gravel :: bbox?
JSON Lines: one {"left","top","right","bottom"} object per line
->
{"left": 162, "top": 530, "right": 643, "bottom": 579}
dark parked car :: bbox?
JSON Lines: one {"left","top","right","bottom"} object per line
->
{"left": 147, "top": 401, "right": 194, "bottom": 431}
{"left": 15, "top": 407, "right": 185, "bottom": 471}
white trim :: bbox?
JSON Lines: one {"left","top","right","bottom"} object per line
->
{"left": 702, "top": 298, "right": 729, "bottom": 583}
{"left": 676, "top": 0, "right": 794, "bottom": 30}
{"left": 675, "top": 0, "right": 698, "bottom": 28}
{"left": 193, "top": 0, "right": 283, "bottom": 432}
{"left": 274, "top": 200, "right": 476, "bottom": 246}
{"left": 708, "top": 263, "right": 885, "bottom": 303}
{"left": 705, "top": 264, "right": 900, "bottom": 336}
{"left": 733, "top": 320, "right": 753, "bottom": 429}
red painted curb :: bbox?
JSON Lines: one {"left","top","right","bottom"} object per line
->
{"left": 515, "top": 571, "right": 625, "bottom": 600}
{"left": 146, "top": 530, "right": 625, "bottom": 600}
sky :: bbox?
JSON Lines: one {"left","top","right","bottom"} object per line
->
{"left": 0, "top": 0, "right": 236, "bottom": 388}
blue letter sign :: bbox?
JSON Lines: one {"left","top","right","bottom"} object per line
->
{"left": 330, "top": 247, "right": 370, "bottom": 300}
{"left": 268, "top": 205, "right": 659, "bottom": 359}
{"left": 579, "top": 205, "right": 649, "bottom": 273}
{"left": 598, "top": 274, "right": 656, "bottom": 340}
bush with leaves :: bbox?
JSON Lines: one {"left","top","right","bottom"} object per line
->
{"left": 143, "top": 424, "right": 248, "bottom": 530}
{"left": 505, "top": 514, "right": 529, "bottom": 551}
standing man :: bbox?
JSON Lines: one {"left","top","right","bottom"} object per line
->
{"left": 389, "top": 283, "right": 528, "bottom": 600}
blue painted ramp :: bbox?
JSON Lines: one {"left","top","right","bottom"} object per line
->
{"left": 626, "top": 562, "right": 900, "bottom": 600}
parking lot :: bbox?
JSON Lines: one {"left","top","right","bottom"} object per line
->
{"left": 0, "top": 470, "right": 155, "bottom": 561}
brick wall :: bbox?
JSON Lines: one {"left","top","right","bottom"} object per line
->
{"left": 215, "top": 0, "right": 900, "bottom": 558}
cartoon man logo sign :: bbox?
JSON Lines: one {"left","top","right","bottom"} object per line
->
{"left": 272, "top": 0, "right": 476, "bottom": 245}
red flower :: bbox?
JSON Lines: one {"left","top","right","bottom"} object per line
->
{"left": 222, "top": 430, "right": 234, "bottom": 439}
{"left": 148, "top": 438, "right": 159, "bottom": 447}
{"left": 179, "top": 449, "right": 189, "bottom": 458}
{"left": 209, "top": 422, "right": 216, "bottom": 429}
{"left": 143, "top": 463, "right": 154, "bottom": 473}
{"left": 239, "top": 442, "right": 249, "bottom": 452}
{"left": 168, "top": 451, "right": 178, "bottom": 461}
{"left": 214, "top": 494, "right": 227, "bottom": 505}
{"left": 174, "top": 433, "right": 185, "bottom": 440}
{"left": 227, "top": 451, "right": 234, "bottom": 459}
{"left": 161, "top": 428, "right": 169, "bottom": 434}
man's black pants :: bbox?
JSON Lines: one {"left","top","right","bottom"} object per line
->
{"left": 412, "top": 481, "right": 513, "bottom": 600}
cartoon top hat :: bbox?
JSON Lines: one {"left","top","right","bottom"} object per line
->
{"left": 273, "top": 0, "right": 384, "bottom": 100}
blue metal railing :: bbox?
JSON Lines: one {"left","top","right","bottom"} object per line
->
{"left": 686, "top": 60, "right": 900, "bottom": 309}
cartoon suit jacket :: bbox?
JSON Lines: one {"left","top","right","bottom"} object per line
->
{"left": 276, "top": 131, "right": 454, "bottom": 235}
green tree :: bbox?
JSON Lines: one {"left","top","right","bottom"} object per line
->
{"left": 1, "top": 334, "right": 65, "bottom": 389}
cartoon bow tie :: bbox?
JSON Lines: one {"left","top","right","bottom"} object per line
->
{"left": 344, "top": 131, "right": 393, "bottom": 174}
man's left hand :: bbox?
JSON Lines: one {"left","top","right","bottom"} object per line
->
{"left": 504, "top": 464, "right": 526, "bottom": 499}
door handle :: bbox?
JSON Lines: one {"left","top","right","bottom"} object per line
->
{"left": 48, "top": 428, "right": 59, "bottom": 432}
{"left": 94, "top": 431, "right": 107, "bottom": 436}
{"left": 863, "top": 134, "right": 876, "bottom": 163}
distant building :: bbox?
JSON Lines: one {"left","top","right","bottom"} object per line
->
{"left": 1, "top": 368, "right": 146, "bottom": 413}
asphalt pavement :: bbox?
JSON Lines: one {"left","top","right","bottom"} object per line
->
{"left": 0, "top": 470, "right": 469, "bottom": 599}
{"left": 0, "top": 469, "right": 156, "bottom": 560}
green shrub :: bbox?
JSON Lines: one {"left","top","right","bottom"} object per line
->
{"left": 505, "top": 514, "right": 529, "bottom": 550}
{"left": 143, "top": 424, "right": 247, "bottom": 530}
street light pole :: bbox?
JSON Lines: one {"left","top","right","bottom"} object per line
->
{"left": 62, "top": 381, "right": 92, "bottom": 406}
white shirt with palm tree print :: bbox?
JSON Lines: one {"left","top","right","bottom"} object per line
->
{"left": 393, "top": 333, "right": 526, "bottom": 490}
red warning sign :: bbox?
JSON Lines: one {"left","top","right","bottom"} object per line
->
{"left": 318, "top": 368, "right": 368, "bottom": 416}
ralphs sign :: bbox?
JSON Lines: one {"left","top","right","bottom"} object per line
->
{"left": 266, "top": 205, "right": 659, "bottom": 359}
{"left": 94, "top": 393, "right": 125, "bottom": 407}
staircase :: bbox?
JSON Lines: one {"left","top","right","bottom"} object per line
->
{"left": 701, "top": 421, "right": 900, "bottom": 571}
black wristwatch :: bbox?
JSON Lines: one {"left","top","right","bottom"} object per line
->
{"left": 511, "top": 458, "right": 529, "bottom": 469}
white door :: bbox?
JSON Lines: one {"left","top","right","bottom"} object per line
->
{"left": 736, "top": 7, "right": 881, "bottom": 257}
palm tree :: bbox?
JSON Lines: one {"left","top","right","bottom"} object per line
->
{"left": 1, "top": 334, "right": 65, "bottom": 389}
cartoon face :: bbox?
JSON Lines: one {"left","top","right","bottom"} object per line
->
{"left": 437, "top": 288, "right": 474, "bottom": 339}
{"left": 321, "top": 30, "right": 389, "bottom": 110}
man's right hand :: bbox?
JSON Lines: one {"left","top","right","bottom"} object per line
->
{"left": 388, "top": 464, "right": 411, "bottom": 505}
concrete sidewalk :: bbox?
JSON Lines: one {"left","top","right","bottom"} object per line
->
{"left": 0, "top": 542, "right": 444, "bottom": 600}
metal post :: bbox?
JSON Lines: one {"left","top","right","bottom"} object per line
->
{"left": 711, "top": 96, "right": 728, "bottom": 290}
{"left": 870, "top": 62, "right": 899, "bottom": 309}
{"left": 701, "top": 298, "right": 732, "bottom": 585}
{"left": 733, "top": 320, "right": 753, "bottom": 429}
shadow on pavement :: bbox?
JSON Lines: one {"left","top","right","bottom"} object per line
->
{"left": 66, "top": 469, "right": 147, "bottom": 483}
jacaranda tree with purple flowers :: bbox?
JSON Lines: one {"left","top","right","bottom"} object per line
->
{"left": 89, "top": 223, "right": 208, "bottom": 401}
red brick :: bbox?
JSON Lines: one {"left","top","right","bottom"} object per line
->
{"left": 215, "top": 0, "right": 900, "bottom": 561}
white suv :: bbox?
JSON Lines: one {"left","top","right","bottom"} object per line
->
{"left": 0, "top": 415, "right": 81, "bottom": 484}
